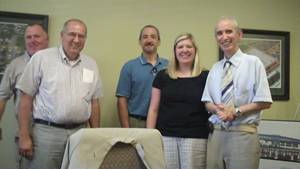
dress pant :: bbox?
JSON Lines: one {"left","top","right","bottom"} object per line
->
{"left": 29, "top": 123, "right": 85, "bottom": 169}
{"left": 206, "top": 130, "right": 261, "bottom": 169}
{"left": 129, "top": 117, "right": 146, "bottom": 128}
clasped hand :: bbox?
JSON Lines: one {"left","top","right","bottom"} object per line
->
{"left": 216, "top": 104, "right": 235, "bottom": 122}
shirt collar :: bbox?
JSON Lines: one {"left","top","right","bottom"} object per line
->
{"left": 59, "top": 45, "right": 81, "bottom": 66}
{"left": 222, "top": 49, "right": 242, "bottom": 68}
{"left": 138, "top": 54, "right": 162, "bottom": 66}
{"left": 24, "top": 51, "right": 31, "bottom": 62}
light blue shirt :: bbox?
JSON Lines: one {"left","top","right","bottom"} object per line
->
{"left": 116, "top": 55, "right": 168, "bottom": 117}
{"left": 201, "top": 49, "right": 272, "bottom": 125}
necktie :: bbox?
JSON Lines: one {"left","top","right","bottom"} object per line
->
{"left": 221, "top": 61, "right": 234, "bottom": 105}
{"left": 221, "top": 61, "right": 234, "bottom": 128}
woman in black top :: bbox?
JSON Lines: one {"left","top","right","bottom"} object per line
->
{"left": 147, "top": 33, "right": 209, "bottom": 169}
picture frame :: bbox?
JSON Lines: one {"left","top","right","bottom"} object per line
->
{"left": 219, "top": 29, "right": 290, "bottom": 101}
{"left": 0, "top": 11, "right": 48, "bottom": 81}
{"left": 258, "top": 120, "right": 300, "bottom": 169}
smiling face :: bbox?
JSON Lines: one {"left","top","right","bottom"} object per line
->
{"left": 61, "top": 20, "right": 87, "bottom": 60}
{"left": 175, "top": 38, "right": 196, "bottom": 67}
{"left": 215, "top": 19, "right": 242, "bottom": 58}
{"left": 139, "top": 27, "right": 160, "bottom": 55}
{"left": 25, "top": 24, "right": 48, "bottom": 56}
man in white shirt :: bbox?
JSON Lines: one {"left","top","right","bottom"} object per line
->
{"left": 17, "top": 19, "right": 103, "bottom": 169}
{"left": 202, "top": 17, "right": 273, "bottom": 169}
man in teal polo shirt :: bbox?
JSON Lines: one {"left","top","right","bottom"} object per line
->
{"left": 116, "top": 25, "right": 168, "bottom": 128}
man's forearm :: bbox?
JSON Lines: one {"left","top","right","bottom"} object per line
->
{"left": 18, "top": 92, "right": 33, "bottom": 138}
{"left": 117, "top": 97, "right": 130, "bottom": 128}
{"left": 0, "top": 99, "right": 7, "bottom": 122}
{"left": 238, "top": 102, "right": 272, "bottom": 116}
{"left": 89, "top": 99, "right": 100, "bottom": 128}
{"left": 205, "top": 102, "right": 219, "bottom": 114}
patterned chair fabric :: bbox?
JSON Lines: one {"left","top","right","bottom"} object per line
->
{"left": 99, "top": 142, "right": 147, "bottom": 169}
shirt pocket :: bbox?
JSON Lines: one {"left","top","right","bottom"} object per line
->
{"left": 234, "top": 84, "right": 252, "bottom": 106}
{"left": 80, "top": 82, "right": 93, "bottom": 103}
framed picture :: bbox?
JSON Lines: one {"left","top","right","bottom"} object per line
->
{"left": 219, "top": 29, "right": 290, "bottom": 100}
{"left": 0, "top": 11, "right": 48, "bottom": 81}
{"left": 258, "top": 120, "right": 300, "bottom": 169}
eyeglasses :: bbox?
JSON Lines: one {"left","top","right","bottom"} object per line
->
{"left": 65, "top": 32, "right": 86, "bottom": 40}
{"left": 151, "top": 67, "right": 158, "bottom": 75}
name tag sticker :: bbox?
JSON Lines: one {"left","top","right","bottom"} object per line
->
{"left": 83, "top": 68, "right": 94, "bottom": 83}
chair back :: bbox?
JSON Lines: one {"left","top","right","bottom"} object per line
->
{"left": 99, "top": 142, "right": 147, "bottom": 169}
{"left": 61, "top": 128, "right": 166, "bottom": 169}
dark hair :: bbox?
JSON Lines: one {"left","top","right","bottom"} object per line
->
{"left": 26, "top": 23, "right": 48, "bottom": 33}
{"left": 138, "top": 25, "right": 160, "bottom": 40}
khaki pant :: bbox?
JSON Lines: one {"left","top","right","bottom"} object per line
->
{"left": 206, "top": 130, "right": 260, "bottom": 169}
{"left": 29, "top": 123, "right": 85, "bottom": 169}
{"left": 129, "top": 117, "right": 146, "bottom": 128}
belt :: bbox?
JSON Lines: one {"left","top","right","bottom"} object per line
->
{"left": 34, "top": 119, "right": 85, "bottom": 129}
{"left": 129, "top": 114, "right": 147, "bottom": 121}
{"left": 213, "top": 124, "right": 257, "bottom": 133}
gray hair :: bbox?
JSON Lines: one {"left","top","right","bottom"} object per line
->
{"left": 61, "top": 18, "right": 87, "bottom": 37}
{"left": 215, "top": 16, "right": 242, "bottom": 33}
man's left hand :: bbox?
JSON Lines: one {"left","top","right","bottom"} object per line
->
{"left": 216, "top": 104, "right": 236, "bottom": 122}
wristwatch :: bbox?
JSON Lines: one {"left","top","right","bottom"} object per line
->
{"left": 234, "top": 107, "right": 242, "bottom": 118}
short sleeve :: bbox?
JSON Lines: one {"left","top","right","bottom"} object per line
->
{"left": 16, "top": 54, "right": 42, "bottom": 96}
{"left": 115, "top": 63, "right": 131, "bottom": 97}
{"left": 253, "top": 58, "right": 273, "bottom": 103}
{"left": 0, "top": 62, "right": 15, "bottom": 100}
{"left": 152, "top": 69, "right": 166, "bottom": 89}
{"left": 90, "top": 62, "right": 104, "bottom": 99}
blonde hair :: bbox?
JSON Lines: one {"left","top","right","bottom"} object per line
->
{"left": 167, "top": 33, "right": 202, "bottom": 79}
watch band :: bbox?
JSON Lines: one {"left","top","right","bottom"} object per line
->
{"left": 235, "top": 107, "right": 242, "bottom": 118}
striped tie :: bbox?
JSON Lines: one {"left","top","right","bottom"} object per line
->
{"left": 221, "top": 61, "right": 234, "bottom": 105}
{"left": 221, "top": 61, "right": 234, "bottom": 128}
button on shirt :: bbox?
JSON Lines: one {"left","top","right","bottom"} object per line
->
{"left": 201, "top": 49, "right": 272, "bottom": 125}
{"left": 0, "top": 52, "right": 30, "bottom": 115}
{"left": 16, "top": 46, "right": 103, "bottom": 123}
{"left": 116, "top": 55, "right": 168, "bottom": 117}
